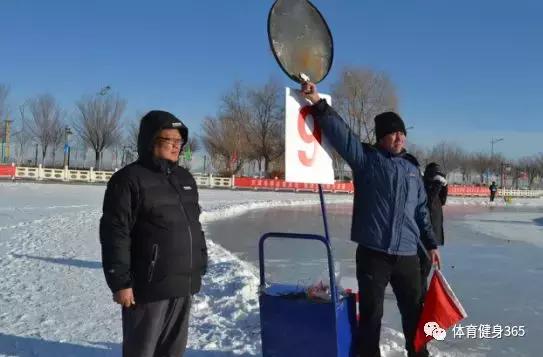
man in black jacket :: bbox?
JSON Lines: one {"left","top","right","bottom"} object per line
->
{"left": 423, "top": 163, "right": 447, "bottom": 247}
{"left": 100, "top": 110, "right": 207, "bottom": 357}
{"left": 489, "top": 181, "right": 498, "bottom": 202}
{"left": 419, "top": 163, "right": 448, "bottom": 297}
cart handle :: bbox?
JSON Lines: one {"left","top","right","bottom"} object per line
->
{"left": 258, "top": 232, "right": 339, "bottom": 305}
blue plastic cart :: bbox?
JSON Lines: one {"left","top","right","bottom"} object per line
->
{"left": 258, "top": 231, "right": 358, "bottom": 356}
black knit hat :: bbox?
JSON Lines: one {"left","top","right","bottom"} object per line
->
{"left": 374, "top": 112, "right": 407, "bottom": 142}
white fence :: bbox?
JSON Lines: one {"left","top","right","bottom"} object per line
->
{"left": 499, "top": 188, "right": 543, "bottom": 198}
{"left": 193, "top": 174, "right": 234, "bottom": 188}
{"left": 13, "top": 165, "right": 234, "bottom": 188}
{"left": 15, "top": 165, "right": 115, "bottom": 183}
{"left": 6, "top": 165, "right": 543, "bottom": 198}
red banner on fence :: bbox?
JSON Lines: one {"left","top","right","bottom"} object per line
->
{"left": 233, "top": 177, "right": 354, "bottom": 193}
{"left": 448, "top": 185, "right": 490, "bottom": 197}
{"left": 233, "top": 178, "right": 492, "bottom": 197}
{"left": 0, "top": 164, "right": 15, "bottom": 178}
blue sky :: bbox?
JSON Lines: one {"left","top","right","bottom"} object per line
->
{"left": 1, "top": 0, "right": 542, "bottom": 160}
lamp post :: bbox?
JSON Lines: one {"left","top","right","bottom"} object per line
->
{"left": 489, "top": 138, "right": 504, "bottom": 183}
{"left": 34, "top": 143, "right": 39, "bottom": 166}
{"left": 98, "top": 85, "right": 111, "bottom": 96}
{"left": 490, "top": 137, "right": 504, "bottom": 159}
{"left": 63, "top": 126, "right": 73, "bottom": 168}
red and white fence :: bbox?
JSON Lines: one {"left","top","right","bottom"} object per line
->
{"left": 234, "top": 177, "right": 354, "bottom": 193}
{"left": 0, "top": 163, "right": 16, "bottom": 179}
{"left": 1, "top": 164, "right": 542, "bottom": 197}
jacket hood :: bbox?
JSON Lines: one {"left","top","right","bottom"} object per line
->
{"left": 137, "top": 110, "right": 188, "bottom": 162}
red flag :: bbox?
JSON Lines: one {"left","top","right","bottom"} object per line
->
{"left": 414, "top": 269, "right": 468, "bottom": 352}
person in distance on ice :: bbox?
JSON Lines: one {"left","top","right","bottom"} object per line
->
{"left": 419, "top": 163, "right": 448, "bottom": 297}
{"left": 302, "top": 82, "right": 440, "bottom": 357}
{"left": 489, "top": 181, "right": 498, "bottom": 202}
{"left": 99, "top": 110, "right": 207, "bottom": 357}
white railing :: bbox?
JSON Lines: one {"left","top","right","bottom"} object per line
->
{"left": 8, "top": 165, "right": 543, "bottom": 197}
{"left": 13, "top": 166, "right": 234, "bottom": 187}
{"left": 499, "top": 189, "right": 543, "bottom": 198}
{"left": 15, "top": 165, "right": 116, "bottom": 183}
{"left": 193, "top": 174, "right": 234, "bottom": 188}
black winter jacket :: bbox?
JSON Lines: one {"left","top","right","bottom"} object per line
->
{"left": 423, "top": 173, "right": 447, "bottom": 246}
{"left": 100, "top": 111, "right": 207, "bottom": 303}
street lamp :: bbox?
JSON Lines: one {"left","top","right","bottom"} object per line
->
{"left": 489, "top": 137, "right": 504, "bottom": 184}
{"left": 63, "top": 126, "right": 72, "bottom": 168}
{"left": 98, "top": 85, "right": 111, "bottom": 96}
{"left": 490, "top": 137, "right": 504, "bottom": 158}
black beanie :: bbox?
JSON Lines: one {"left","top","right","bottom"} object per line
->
{"left": 374, "top": 112, "right": 407, "bottom": 142}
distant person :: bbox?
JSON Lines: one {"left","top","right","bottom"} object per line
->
{"left": 100, "top": 110, "right": 207, "bottom": 357}
{"left": 489, "top": 181, "right": 498, "bottom": 202}
{"left": 302, "top": 81, "right": 440, "bottom": 357}
{"left": 419, "top": 163, "right": 448, "bottom": 296}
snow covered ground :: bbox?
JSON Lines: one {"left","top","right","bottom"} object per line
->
{"left": 0, "top": 181, "right": 541, "bottom": 356}
{"left": 0, "top": 182, "right": 351, "bottom": 356}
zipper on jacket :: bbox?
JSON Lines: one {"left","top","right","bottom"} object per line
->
{"left": 179, "top": 202, "right": 193, "bottom": 288}
{"left": 167, "top": 175, "right": 194, "bottom": 290}
{"left": 147, "top": 244, "right": 159, "bottom": 282}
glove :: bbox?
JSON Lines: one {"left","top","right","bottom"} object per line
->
{"left": 433, "top": 175, "right": 447, "bottom": 186}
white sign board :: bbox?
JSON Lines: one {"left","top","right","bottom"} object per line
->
{"left": 285, "top": 87, "right": 334, "bottom": 184}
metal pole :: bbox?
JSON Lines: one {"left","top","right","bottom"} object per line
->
{"left": 491, "top": 141, "right": 494, "bottom": 159}
{"left": 318, "top": 184, "right": 331, "bottom": 242}
{"left": 63, "top": 126, "right": 72, "bottom": 168}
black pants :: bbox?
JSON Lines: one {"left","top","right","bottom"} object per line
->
{"left": 490, "top": 193, "right": 496, "bottom": 202}
{"left": 122, "top": 296, "right": 192, "bottom": 357}
{"left": 356, "top": 246, "right": 428, "bottom": 357}
{"left": 418, "top": 247, "right": 433, "bottom": 301}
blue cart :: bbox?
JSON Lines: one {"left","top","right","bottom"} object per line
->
{"left": 258, "top": 232, "right": 358, "bottom": 357}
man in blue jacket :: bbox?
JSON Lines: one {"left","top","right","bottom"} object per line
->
{"left": 302, "top": 82, "right": 441, "bottom": 357}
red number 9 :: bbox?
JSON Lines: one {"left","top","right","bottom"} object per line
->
{"left": 298, "top": 106, "right": 322, "bottom": 167}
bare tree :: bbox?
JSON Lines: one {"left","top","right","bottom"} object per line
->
{"left": 179, "top": 137, "right": 201, "bottom": 170}
{"left": 74, "top": 94, "right": 126, "bottom": 169}
{"left": 50, "top": 124, "right": 64, "bottom": 167}
{"left": 246, "top": 79, "right": 284, "bottom": 176}
{"left": 12, "top": 105, "right": 34, "bottom": 165}
{"left": 201, "top": 83, "right": 253, "bottom": 175}
{"left": 516, "top": 155, "right": 543, "bottom": 189}
{"left": 427, "top": 141, "right": 464, "bottom": 176}
{"left": 26, "top": 94, "right": 64, "bottom": 164}
{"left": 471, "top": 152, "right": 490, "bottom": 183}
{"left": 457, "top": 152, "right": 474, "bottom": 183}
{"left": 406, "top": 143, "right": 429, "bottom": 168}
{"left": 331, "top": 67, "right": 398, "bottom": 144}
{"left": 471, "top": 151, "right": 506, "bottom": 184}
{"left": 127, "top": 120, "right": 139, "bottom": 152}
{"left": 186, "top": 137, "right": 200, "bottom": 154}
{"left": 201, "top": 114, "right": 250, "bottom": 175}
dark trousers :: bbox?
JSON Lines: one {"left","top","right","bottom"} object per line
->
{"left": 490, "top": 192, "right": 496, "bottom": 202}
{"left": 418, "top": 247, "right": 433, "bottom": 301}
{"left": 356, "top": 246, "right": 428, "bottom": 357}
{"left": 122, "top": 296, "right": 192, "bottom": 357}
